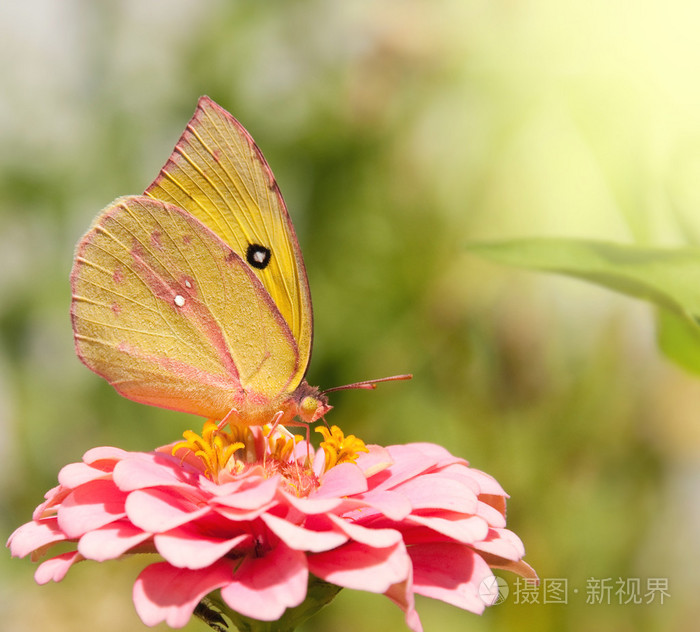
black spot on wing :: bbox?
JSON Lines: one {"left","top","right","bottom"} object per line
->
{"left": 246, "top": 244, "right": 272, "bottom": 270}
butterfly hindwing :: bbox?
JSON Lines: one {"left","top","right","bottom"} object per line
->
{"left": 71, "top": 195, "right": 300, "bottom": 419}
{"left": 145, "top": 97, "right": 313, "bottom": 391}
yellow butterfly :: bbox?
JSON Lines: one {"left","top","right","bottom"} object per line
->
{"left": 71, "top": 96, "right": 409, "bottom": 430}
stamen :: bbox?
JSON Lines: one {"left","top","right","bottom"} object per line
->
{"left": 316, "top": 425, "right": 368, "bottom": 473}
{"left": 172, "top": 420, "right": 244, "bottom": 480}
{"left": 265, "top": 425, "right": 304, "bottom": 462}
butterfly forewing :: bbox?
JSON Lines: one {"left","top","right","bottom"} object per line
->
{"left": 145, "top": 97, "right": 312, "bottom": 391}
{"left": 71, "top": 196, "right": 300, "bottom": 419}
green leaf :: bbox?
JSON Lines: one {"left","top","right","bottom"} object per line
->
{"left": 469, "top": 237, "right": 700, "bottom": 373}
{"left": 200, "top": 577, "right": 343, "bottom": 632}
{"left": 656, "top": 308, "right": 700, "bottom": 374}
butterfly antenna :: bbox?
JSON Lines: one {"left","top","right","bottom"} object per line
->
{"left": 321, "top": 373, "right": 412, "bottom": 395}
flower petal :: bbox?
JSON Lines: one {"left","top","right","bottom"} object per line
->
{"left": 385, "top": 568, "right": 423, "bottom": 632}
{"left": 308, "top": 540, "right": 410, "bottom": 592}
{"left": 471, "top": 527, "right": 525, "bottom": 561}
{"left": 468, "top": 468, "right": 507, "bottom": 496}
{"left": 78, "top": 520, "right": 153, "bottom": 561}
{"left": 404, "top": 442, "right": 467, "bottom": 467}
{"left": 393, "top": 473, "right": 478, "bottom": 513}
{"left": 325, "top": 514, "right": 402, "bottom": 548}
{"left": 354, "top": 445, "right": 393, "bottom": 477}
{"left": 35, "top": 551, "right": 83, "bottom": 584}
{"left": 409, "top": 542, "right": 494, "bottom": 614}
{"left": 370, "top": 445, "right": 440, "bottom": 490}
{"left": 212, "top": 504, "right": 271, "bottom": 522}
{"left": 208, "top": 475, "right": 279, "bottom": 509}
{"left": 154, "top": 525, "right": 250, "bottom": 569}
{"left": 83, "top": 446, "right": 130, "bottom": 464}
{"left": 113, "top": 452, "right": 197, "bottom": 492}
{"left": 125, "top": 488, "right": 210, "bottom": 533}
{"left": 261, "top": 513, "right": 348, "bottom": 552}
{"left": 220, "top": 543, "right": 308, "bottom": 621}
{"left": 133, "top": 560, "right": 234, "bottom": 627}
{"left": 57, "top": 479, "right": 127, "bottom": 538}
{"left": 58, "top": 462, "right": 110, "bottom": 488}
{"left": 7, "top": 519, "right": 65, "bottom": 558}
{"left": 407, "top": 513, "right": 489, "bottom": 544}
{"left": 476, "top": 499, "right": 506, "bottom": 528}
{"left": 282, "top": 493, "right": 343, "bottom": 515}
{"left": 350, "top": 489, "right": 413, "bottom": 521}
{"left": 315, "top": 462, "right": 368, "bottom": 498}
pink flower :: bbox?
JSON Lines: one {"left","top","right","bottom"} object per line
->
{"left": 8, "top": 422, "right": 536, "bottom": 631}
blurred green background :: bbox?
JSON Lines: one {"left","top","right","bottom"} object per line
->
{"left": 2, "top": 1, "right": 699, "bottom": 631}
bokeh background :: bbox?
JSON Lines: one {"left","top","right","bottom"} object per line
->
{"left": 2, "top": 1, "right": 699, "bottom": 631}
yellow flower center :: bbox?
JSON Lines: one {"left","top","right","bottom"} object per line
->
{"left": 172, "top": 421, "right": 368, "bottom": 492}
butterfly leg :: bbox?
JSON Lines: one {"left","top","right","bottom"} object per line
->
{"left": 261, "top": 411, "right": 286, "bottom": 469}
{"left": 219, "top": 407, "right": 242, "bottom": 431}
{"left": 266, "top": 412, "right": 312, "bottom": 463}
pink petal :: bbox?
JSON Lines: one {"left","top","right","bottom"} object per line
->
{"left": 393, "top": 473, "right": 478, "bottom": 513}
{"left": 409, "top": 542, "right": 493, "bottom": 614}
{"left": 282, "top": 493, "right": 343, "bottom": 515}
{"left": 349, "top": 489, "right": 413, "bottom": 520}
{"left": 314, "top": 462, "right": 368, "bottom": 498}
{"left": 7, "top": 519, "right": 66, "bottom": 557}
{"left": 155, "top": 526, "right": 250, "bottom": 569}
{"left": 476, "top": 499, "right": 506, "bottom": 528}
{"left": 403, "top": 442, "right": 467, "bottom": 468}
{"left": 324, "top": 514, "right": 403, "bottom": 548}
{"left": 370, "top": 445, "right": 439, "bottom": 491}
{"left": 209, "top": 475, "right": 280, "bottom": 509}
{"left": 471, "top": 528, "right": 525, "bottom": 561}
{"left": 57, "top": 479, "right": 127, "bottom": 538}
{"left": 479, "top": 493, "right": 507, "bottom": 518}
{"left": 113, "top": 452, "right": 197, "bottom": 492}
{"left": 83, "top": 446, "right": 130, "bottom": 464}
{"left": 430, "top": 464, "right": 481, "bottom": 495}
{"left": 220, "top": 543, "right": 308, "bottom": 621}
{"left": 35, "top": 551, "right": 83, "bottom": 584}
{"left": 33, "top": 485, "right": 70, "bottom": 520}
{"left": 125, "top": 488, "right": 210, "bottom": 532}
{"left": 261, "top": 513, "right": 348, "bottom": 552}
{"left": 212, "top": 504, "right": 271, "bottom": 522}
{"left": 133, "top": 560, "right": 234, "bottom": 627}
{"left": 308, "top": 540, "right": 410, "bottom": 592}
{"left": 58, "top": 462, "right": 110, "bottom": 488}
{"left": 78, "top": 520, "right": 153, "bottom": 561}
{"left": 407, "top": 514, "right": 488, "bottom": 544}
{"left": 468, "top": 468, "right": 507, "bottom": 496}
{"left": 354, "top": 445, "right": 393, "bottom": 477}
{"left": 385, "top": 569, "right": 424, "bottom": 632}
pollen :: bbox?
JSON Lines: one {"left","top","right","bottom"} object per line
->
{"left": 172, "top": 420, "right": 244, "bottom": 480}
{"left": 316, "top": 425, "right": 368, "bottom": 473}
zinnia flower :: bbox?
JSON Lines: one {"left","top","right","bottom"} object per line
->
{"left": 8, "top": 422, "right": 536, "bottom": 631}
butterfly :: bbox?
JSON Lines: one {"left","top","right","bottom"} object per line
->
{"left": 71, "top": 96, "right": 409, "bottom": 431}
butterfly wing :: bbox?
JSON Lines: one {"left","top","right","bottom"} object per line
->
{"left": 145, "top": 96, "right": 312, "bottom": 392}
{"left": 71, "top": 195, "right": 300, "bottom": 420}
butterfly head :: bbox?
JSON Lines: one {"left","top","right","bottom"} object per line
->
{"left": 292, "top": 382, "right": 332, "bottom": 424}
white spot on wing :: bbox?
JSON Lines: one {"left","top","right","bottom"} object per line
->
{"left": 174, "top": 295, "right": 186, "bottom": 307}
